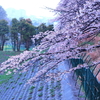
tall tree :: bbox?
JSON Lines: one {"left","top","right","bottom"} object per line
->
{"left": 19, "top": 18, "right": 36, "bottom": 50}
{"left": 0, "top": 20, "right": 9, "bottom": 51}
{"left": 37, "top": 23, "right": 47, "bottom": 33}
{"left": 11, "top": 18, "right": 20, "bottom": 51}
{"left": 47, "top": 24, "right": 54, "bottom": 31}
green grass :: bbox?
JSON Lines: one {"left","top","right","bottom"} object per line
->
{"left": 38, "top": 93, "right": 43, "bottom": 97}
{"left": 0, "top": 51, "right": 22, "bottom": 63}
{"left": 4, "top": 45, "right": 33, "bottom": 51}
{"left": 38, "top": 86, "right": 44, "bottom": 91}
{"left": 78, "top": 41, "right": 94, "bottom": 46}
{"left": 0, "top": 74, "right": 12, "bottom": 84}
{"left": 30, "top": 86, "right": 35, "bottom": 90}
{"left": 3, "top": 45, "right": 13, "bottom": 51}
{"left": 0, "top": 51, "right": 22, "bottom": 84}
{"left": 40, "top": 48, "right": 49, "bottom": 54}
{"left": 97, "top": 33, "right": 100, "bottom": 37}
{"left": 4, "top": 45, "right": 25, "bottom": 51}
{"left": 0, "top": 69, "right": 14, "bottom": 84}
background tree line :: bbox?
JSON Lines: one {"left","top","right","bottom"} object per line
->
{"left": 0, "top": 5, "right": 54, "bottom": 51}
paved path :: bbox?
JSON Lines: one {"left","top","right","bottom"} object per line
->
{"left": 58, "top": 60, "right": 79, "bottom": 100}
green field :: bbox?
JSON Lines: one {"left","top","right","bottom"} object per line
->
{"left": 3, "top": 45, "right": 33, "bottom": 51}
{"left": 0, "top": 69, "right": 14, "bottom": 84}
{"left": 0, "top": 51, "right": 22, "bottom": 84}
{"left": 3, "top": 45, "right": 26, "bottom": 51}
{"left": 0, "top": 45, "right": 32, "bottom": 84}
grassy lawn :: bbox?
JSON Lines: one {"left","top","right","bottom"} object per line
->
{"left": 0, "top": 69, "right": 14, "bottom": 84}
{"left": 0, "top": 44, "right": 33, "bottom": 85}
{"left": 3, "top": 45, "right": 33, "bottom": 51}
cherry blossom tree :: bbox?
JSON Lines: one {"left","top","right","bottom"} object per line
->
{"left": 0, "top": 0, "right": 100, "bottom": 85}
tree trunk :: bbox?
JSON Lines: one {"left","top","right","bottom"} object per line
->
{"left": 1, "top": 40, "right": 5, "bottom": 51}
{"left": 0, "top": 35, "right": 6, "bottom": 51}
{"left": 0, "top": 46, "right": 2, "bottom": 51}
{"left": 12, "top": 40, "right": 16, "bottom": 51}
{"left": 25, "top": 40, "right": 30, "bottom": 51}
{"left": 17, "top": 39, "right": 21, "bottom": 51}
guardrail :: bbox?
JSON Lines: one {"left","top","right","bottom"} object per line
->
{"left": 70, "top": 58, "right": 100, "bottom": 100}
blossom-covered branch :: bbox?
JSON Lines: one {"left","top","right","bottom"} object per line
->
{"left": 0, "top": 0, "right": 100, "bottom": 84}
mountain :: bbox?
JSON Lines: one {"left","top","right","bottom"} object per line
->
{"left": 5, "top": 8, "right": 53, "bottom": 26}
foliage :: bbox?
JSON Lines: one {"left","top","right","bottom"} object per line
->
{"left": 0, "top": 20, "right": 9, "bottom": 51}
{"left": 47, "top": 24, "right": 54, "bottom": 31}
{"left": 38, "top": 86, "right": 43, "bottom": 91}
{"left": 30, "top": 86, "right": 35, "bottom": 90}
{"left": 11, "top": 18, "right": 20, "bottom": 51}
{"left": 19, "top": 18, "right": 36, "bottom": 50}
{"left": 0, "top": 0, "right": 100, "bottom": 85}
{"left": 37, "top": 23, "right": 54, "bottom": 33}
{"left": 37, "top": 23, "right": 47, "bottom": 33}
{"left": 34, "top": 23, "right": 54, "bottom": 46}
{"left": 38, "top": 93, "right": 43, "bottom": 97}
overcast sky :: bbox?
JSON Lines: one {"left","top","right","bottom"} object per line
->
{"left": 1, "top": 0, "right": 60, "bottom": 17}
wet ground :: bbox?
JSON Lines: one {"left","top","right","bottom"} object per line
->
{"left": 0, "top": 60, "right": 84, "bottom": 100}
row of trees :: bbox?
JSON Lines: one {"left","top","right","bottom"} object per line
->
{"left": 0, "top": 6, "right": 9, "bottom": 51}
{"left": 10, "top": 18, "right": 36, "bottom": 51}
{"left": 0, "top": 18, "right": 54, "bottom": 51}
{"left": 0, "top": 0, "right": 100, "bottom": 85}
{"left": 0, "top": 5, "right": 54, "bottom": 51}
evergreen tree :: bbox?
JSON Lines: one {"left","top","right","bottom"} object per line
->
{"left": 11, "top": 18, "right": 20, "bottom": 51}
{"left": 47, "top": 24, "right": 54, "bottom": 31}
{"left": 0, "top": 20, "right": 9, "bottom": 51}
{"left": 37, "top": 23, "right": 47, "bottom": 33}
{"left": 19, "top": 18, "right": 36, "bottom": 50}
